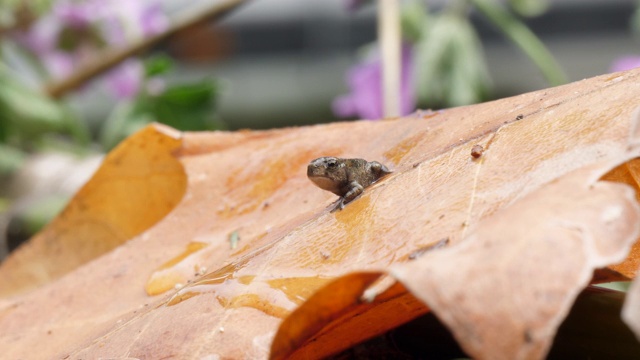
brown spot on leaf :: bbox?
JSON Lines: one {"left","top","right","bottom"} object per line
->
{"left": 471, "top": 145, "right": 484, "bottom": 159}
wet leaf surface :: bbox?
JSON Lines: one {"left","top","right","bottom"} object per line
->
{"left": 274, "top": 161, "right": 640, "bottom": 359}
{"left": 3, "top": 70, "right": 640, "bottom": 359}
{"left": 388, "top": 161, "right": 640, "bottom": 359}
{"left": 0, "top": 124, "right": 187, "bottom": 296}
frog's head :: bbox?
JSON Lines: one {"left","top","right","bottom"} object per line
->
{"left": 307, "top": 157, "right": 346, "bottom": 195}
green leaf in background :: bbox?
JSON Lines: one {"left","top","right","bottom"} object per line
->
{"left": 471, "top": 0, "right": 567, "bottom": 86}
{"left": 0, "top": 63, "right": 89, "bottom": 146}
{"left": 597, "top": 281, "right": 631, "bottom": 292}
{"left": 414, "top": 12, "right": 490, "bottom": 107}
{"left": 99, "top": 53, "right": 223, "bottom": 151}
{"left": 401, "top": 0, "right": 430, "bottom": 43}
{"left": 631, "top": 2, "right": 640, "bottom": 36}
{"left": 144, "top": 54, "right": 174, "bottom": 77}
{"left": 508, "top": 0, "right": 549, "bottom": 18}
{"left": 8, "top": 0, "right": 53, "bottom": 13}
{"left": 448, "top": 16, "right": 491, "bottom": 106}
{"left": 99, "top": 101, "right": 153, "bottom": 151}
{"left": 0, "top": 144, "right": 26, "bottom": 176}
{"left": 18, "top": 194, "right": 68, "bottom": 235}
{"left": 143, "top": 79, "right": 223, "bottom": 131}
{"left": 0, "top": 72, "right": 66, "bottom": 135}
{"left": 0, "top": 106, "right": 8, "bottom": 143}
{"left": 100, "top": 79, "right": 223, "bottom": 151}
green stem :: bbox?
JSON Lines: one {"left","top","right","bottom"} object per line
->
{"left": 471, "top": 0, "right": 567, "bottom": 86}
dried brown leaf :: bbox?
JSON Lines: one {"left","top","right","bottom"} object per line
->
{"left": 270, "top": 273, "right": 428, "bottom": 360}
{"left": 390, "top": 161, "right": 640, "bottom": 360}
{"left": 0, "top": 125, "right": 187, "bottom": 296}
{"left": 602, "top": 158, "right": 640, "bottom": 279}
{"left": 3, "top": 70, "right": 640, "bottom": 359}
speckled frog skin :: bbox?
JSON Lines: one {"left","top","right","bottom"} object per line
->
{"left": 307, "top": 157, "right": 392, "bottom": 210}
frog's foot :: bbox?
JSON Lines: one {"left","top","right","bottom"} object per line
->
{"left": 329, "top": 193, "right": 366, "bottom": 213}
{"left": 330, "top": 198, "right": 345, "bottom": 213}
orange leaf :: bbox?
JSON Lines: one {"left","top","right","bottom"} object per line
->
{"left": 602, "top": 158, "right": 640, "bottom": 279}
{"left": 270, "top": 272, "right": 430, "bottom": 360}
{"left": 0, "top": 124, "right": 186, "bottom": 296}
{"left": 390, "top": 161, "right": 640, "bottom": 359}
{"left": 3, "top": 70, "right": 640, "bottom": 359}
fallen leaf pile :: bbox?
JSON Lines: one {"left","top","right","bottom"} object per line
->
{"left": 3, "top": 69, "right": 640, "bottom": 359}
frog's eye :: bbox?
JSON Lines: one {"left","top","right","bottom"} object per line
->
{"left": 327, "top": 159, "right": 337, "bottom": 167}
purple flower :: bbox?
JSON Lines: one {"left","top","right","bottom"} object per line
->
{"left": 333, "top": 44, "right": 416, "bottom": 120}
{"left": 54, "top": 0, "right": 100, "bottom": 28}
{"left": 610, "top": 56, "right": 640, "bottom": 72}
{"left": 101, "top": 1, "right": 168, "bottom": 44}
{"left": 43, "top": 51, "right": 76, "bottom": 78}
{"left": 12, "top": 0, "right": 168, "bottom": 98}
{"left": 14, "top": 16, "right": 60, "bottom": 54}
{"left": 106, "top": 59, "right": 143, "bottom": 100}
{"left": 141, "top": 2, "right": 169, "bottom": 36}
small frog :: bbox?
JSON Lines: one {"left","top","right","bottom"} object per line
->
{"left": 307, "top": 157, "right": 392, "bottom": 211}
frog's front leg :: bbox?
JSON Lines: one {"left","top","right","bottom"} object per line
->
{"left": 336, "top": 181, "right": 364, "bottom": 209}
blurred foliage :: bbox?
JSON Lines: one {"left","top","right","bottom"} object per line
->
{"left": 0, "top": 0, "right": 53, "bottom": 29}
{"left": 598, "top": 281, "right": 632, "bottom": 292}
{"left": 471, "top": 0, "right": 566, "bottom": 85}
{"left": 406, "top": 0, "right": 565, "bottom": 108}
{"left": 413, "top": 8, "right": 491, "bottom": 107}
{"left": 400, "top": 0, "right": 429, "bottom": 43}
{"left": 0, "top": 2, "right": 222, "bottom": 244}
{"left": 0, "top": 1, "right": 223, "bottom": 154}
{"left": 508, "top": 0, "right": 549, "bottom": 17}
{"left": 100, "top": 55, "right": 222, "bottom": 150}
{"left": 0, "top": 144, "right": 27, "bottom": 176}
{"left": 631, "top": 1, "right": 640, "bottom": 36}
{"left": 342, "top": 0, "right": 566, "bottom": 115}
{"left": 0, "top": 0, "right": 568, "bottom": 241}
{"left": 18, "top": 194, "right": 68, "bottom": 235}
{"left": 0, "top": 61, "right": 89, "bottom": 177}
{"left": 0, "top": 64, "right": 88, "bottom": 144}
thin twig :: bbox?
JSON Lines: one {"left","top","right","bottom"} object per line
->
{"left": 45, "top": 0, "right": 248, "bottom": 99}
{"left": 378, "top": 0, "right": 401, "bottom": 118}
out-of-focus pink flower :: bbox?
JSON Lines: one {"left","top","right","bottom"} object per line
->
{"left": 333, "top": 44, "right": 415, "bottom": 120}
{"left": 106, "top": 59, "right": 144, "bottom": 100}
{"left": 54, "top": 0, "right": 100, "bottom": 28}
{"left": 12, "top": 0, "right": 168, "bottom": 99}
{"left": 610, "top": 56, "right": 640, "bottom": 72}
{"left": 14, "top": 16, "right": 60, "bottom": 54}
{"left": 43, "top": 51, "right": 76, "bottom": 78}
{"left": 14, "top": 16, "right": 74, "bottom": 79}
{"left": 141, "top": 2, "right": 169, "bottom": 36}
{"left": 101, "top": 1, "right": 168, "bottom": 44}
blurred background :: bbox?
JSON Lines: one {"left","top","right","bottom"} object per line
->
{"left": 1, "top": 0, "right": 638, "bottom": 258}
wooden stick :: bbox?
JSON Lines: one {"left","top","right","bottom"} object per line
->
{"left": 45, "top": 0, "right": 247, "bottom": 99}
{"left": 377, "top": 0, "right": 401, "bottom": 118}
